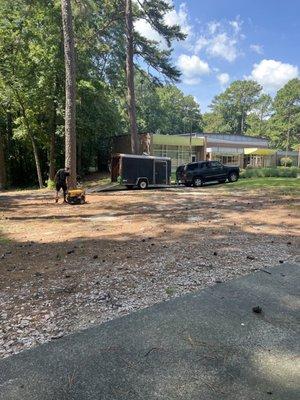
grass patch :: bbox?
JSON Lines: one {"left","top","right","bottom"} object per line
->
{"left": 0, "top": 236, "right": 11, "bottom": 244}
{"left": 83, "top": 175, "right": 111, "bottom": 189}
{"left": 228, "top": 177, "right": 300, "bottom": 195}
{"left": 165, "top": 287, "right": 175, "bottom": 296}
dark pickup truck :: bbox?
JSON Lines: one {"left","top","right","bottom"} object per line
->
{"left": 182, "top": 161, "right": 239, "bottom": 187}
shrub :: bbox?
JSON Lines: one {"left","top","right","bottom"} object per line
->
{"left": 240, "top": 167, "right": 299, "bottom": 179}
{"left": 280, "top": 157, "right": 293, "bottom": 167}
{"left": 46, "top": 179, "right": 56, "bottom": 189}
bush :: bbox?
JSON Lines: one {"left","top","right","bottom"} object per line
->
{"left": 280, "top": 157, "right": 294, "bottom": 167}
{"left": 46, "top": 179, "right": 56, "bottom": 189}
{"left": 240, "top": 167, "right": 299, "bottom": 179}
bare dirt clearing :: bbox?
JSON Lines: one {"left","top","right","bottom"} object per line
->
{"left": 0, "top": 183, "right": 299, "bottom": 358}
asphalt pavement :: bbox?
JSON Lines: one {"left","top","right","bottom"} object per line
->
{"left": 0, "top": 263, "right": 299, "bottom": 400}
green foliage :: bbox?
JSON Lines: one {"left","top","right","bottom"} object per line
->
{"left": 0, "top": 0, "right": 186, "bottom": 188}
{"left": 267, "top": 78, "right": 300, "bottom": 149}
{"left": 280, "top": 157, "right": 293, "bottom": 167}
{"left": 209, "top": 80, "right": 262, "bottom": 134}
{"left": 134, "top": 72, "right": 203, "bottom": 134}
{"left": 240, "top": 167, "right": 299, "bottom": 178}
{"left": 202, "top": 112, "right": 226, "bottom": 133}
{"left": 0, "top": 0, "right": 298, "bottom": 189}
{"left": 47, "top": 179, "right": 56, "bottom": 189}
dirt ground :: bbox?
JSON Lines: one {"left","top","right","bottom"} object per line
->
{"left": 0, "top": 184, "right": 299, "bottom": 358}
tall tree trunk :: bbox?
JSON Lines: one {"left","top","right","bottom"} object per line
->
{"left": 49, "top": 99, "right": 57, "bottom": 181}
{"left": 125, "top": 0, "right": 138, "bottom": 154}
{"left": 19, "top": 105, "right": 43, "bottom": 189}
{"left": 0, "top": 132, "right": 6, "bottom": 190}
{"left": 61, "top": 0, "right": 76, "bottom": 188}
{"left": 30, "top": 134, "right": 43, "bottom": 189}
{"left": 77, "top": 136, "right": 82, "bottom": 175}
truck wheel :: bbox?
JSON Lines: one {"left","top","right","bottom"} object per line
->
{"left": 138, "top": 179, "right": 148, "bottom": 189}
{"left": 184, "top": 182, "right": 192, "bottom": 187}
{"left": 218, "top": 179, "right": 226, "bottom": 184}
{"left": 193, "top": 177, "right": 203, "bottom": 187}
{"left": 228, "top": 172, "right": 238, "bottom": 182}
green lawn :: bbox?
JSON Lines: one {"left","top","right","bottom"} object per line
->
{"left": 228, "top": 177, "right": 300, "bottom": 194}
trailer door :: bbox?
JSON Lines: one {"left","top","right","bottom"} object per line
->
{"left": 154, "top": 160, "right": 167, "bottom": 184}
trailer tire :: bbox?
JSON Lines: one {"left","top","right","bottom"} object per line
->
{"left": 138, "top": 179, "right": 148, "bottom": 190}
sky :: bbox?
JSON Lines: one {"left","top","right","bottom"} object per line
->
{"left": 135, "top": 0, "right": 300, "bottom": 112}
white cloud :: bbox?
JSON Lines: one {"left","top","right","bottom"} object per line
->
{"left": 194, "top": 36, "right": 209, "bottom": 53}
{"left": 248, "top": 59, "right": 299, "bottom": 92}
{"left": 177, "top": 54, "right": 210, "bottom": 85}
{"left": 207, "top": 21, "right": 221, "bottom": 35}
{"left": 217, "top": 72, "right": 230, "bottom": 86}
{"left": 229, "top": 16, "right": 243, "bottom": 33}
{"left": 164, "top": 3, "right": 192, "bottom": 36}
{"left": 207, "top": 33, "right": 238, "bottom": 62}
{"left": 250, "top": 44, "right": 264, "bottom": 55}
{"left": 193, "top": 17, "right": 243, "bottom": 62}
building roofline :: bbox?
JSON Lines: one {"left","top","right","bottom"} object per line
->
{"left": 113, "top": 153, "right": 171, "bottom": 161}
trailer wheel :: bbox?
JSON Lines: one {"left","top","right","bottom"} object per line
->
{"left": 138, "top": 179, "right": 148, "bottom": 190}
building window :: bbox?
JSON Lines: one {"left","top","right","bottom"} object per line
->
{"left": 213, "top": 154, "right": 240, "bottom": 165}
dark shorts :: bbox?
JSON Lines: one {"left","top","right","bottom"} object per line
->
{"left": 56, "top": 182, "right": 67, "bottom": 193}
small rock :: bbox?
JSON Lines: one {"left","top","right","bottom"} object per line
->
{"left": 279, "top": 260, "right": 284, "bottom": 264}
{"left": 213, "top": 251, "right": 218, "bottom": 256}
{"left": 246, "top": 255, "right": 255, "bottom": 260}
{"left": 93, "top": 255, "right": 98, "bottom": 259}
{"left": 51, "top": 333, "right": 64, "bottom": 340}
{"left": 287, "top": 241, "right": 292, "bottom": 245}
{"left": 252, "top": 306, "right": 262, "bottom": 314}
{"left": 67, "top": 249, "right": 75, "bottom": 254}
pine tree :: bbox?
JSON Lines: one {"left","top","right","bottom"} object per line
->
{"left": 125, "top": 0, "right": 186, "bottom": 153}
{"left": 61, "top": 0, "right": 77, "bottom": 187}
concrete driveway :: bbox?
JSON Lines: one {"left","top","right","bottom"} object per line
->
{"left": 0, "top": 263, "right": 299, "bottom": 400}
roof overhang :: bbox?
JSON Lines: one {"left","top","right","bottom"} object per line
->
{"left": 244, "top": 148, "right": 276, "bottom": 156}
{"left": 153, "top": 134, "right": 204, "bottom": 146}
